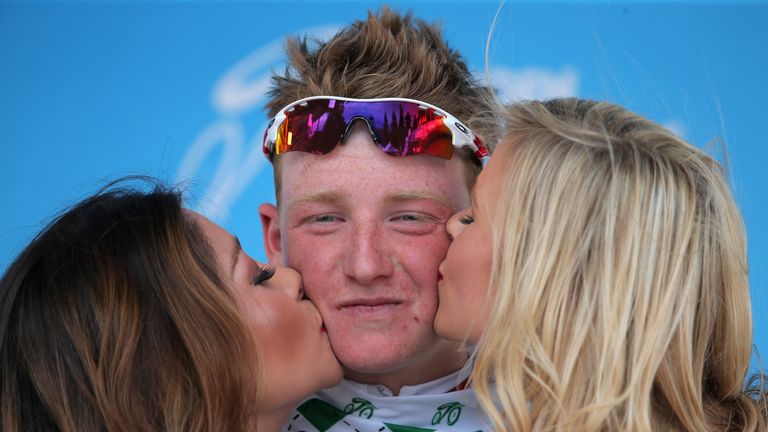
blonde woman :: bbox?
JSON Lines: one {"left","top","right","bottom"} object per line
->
{"left": 434, "top": 98, "right": 768, "bottom": 431}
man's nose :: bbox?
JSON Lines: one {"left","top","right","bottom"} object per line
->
{"left": 342, "top": 222, "right": 394, "bottom": 285}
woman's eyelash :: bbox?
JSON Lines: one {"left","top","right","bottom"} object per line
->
{"left": 253, "top": 265, "right": 276, "bottom": 285}
{"left": 459, "top": 214, "right": 474, "bottom": 225}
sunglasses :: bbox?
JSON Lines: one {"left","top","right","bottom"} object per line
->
{"left": 262, "top": 96, "right": 489, "bottom": 165}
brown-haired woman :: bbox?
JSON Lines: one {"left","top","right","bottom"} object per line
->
{"left": 0, "top": 178, "right": 342, "bottom": 431}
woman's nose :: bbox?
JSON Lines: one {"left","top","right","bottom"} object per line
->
{"left": 445, "top": 208, "right": 469, "bottom": 241}
{"left": 274, "top": 266, "right": 304, "bottom": 300}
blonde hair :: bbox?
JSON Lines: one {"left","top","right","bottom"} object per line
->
{"left": 266, "top": 7, "right": 501, "bottom": 203}
{"left": 472, "top": 98, "right": 767, "bottom": 431}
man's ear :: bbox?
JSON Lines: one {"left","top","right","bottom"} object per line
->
{"left": 258, "top": 203, "right": 284, "bottom": 265}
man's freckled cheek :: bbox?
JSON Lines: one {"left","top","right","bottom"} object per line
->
{"left": 399, "top": 236, "right": 451, "bottom": 271}
{"left": 284, "top": 240, "right": 338, "bottom": 298}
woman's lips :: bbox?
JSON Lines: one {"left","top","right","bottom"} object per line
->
{"left": 437, "top": 264, "right": 445, "bottom": 283}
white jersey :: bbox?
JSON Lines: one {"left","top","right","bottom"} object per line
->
{"left": 282, "top": 369, "right": 489, "bottom": 432}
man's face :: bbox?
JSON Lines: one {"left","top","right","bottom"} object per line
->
{"left": 260, "top": 125, "right": 470, "bottom": 377}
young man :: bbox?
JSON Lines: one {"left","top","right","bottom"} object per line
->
{"left": 259, "top": 8, "right": 499, "bottom": 431}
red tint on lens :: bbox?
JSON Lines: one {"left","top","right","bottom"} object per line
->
{"left": 275, "top": 100, "right": 347, "bottom": 156}
{"left": 406, "top": 119, "right": 454, "bottom": 159}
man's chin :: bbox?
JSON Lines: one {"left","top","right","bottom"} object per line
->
{"left": 337, "top": 354, "right": 410, "bottom": 377}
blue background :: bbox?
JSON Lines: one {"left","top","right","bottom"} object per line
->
{"left": 2, "top": 1, "right": 766, "bottom": 373}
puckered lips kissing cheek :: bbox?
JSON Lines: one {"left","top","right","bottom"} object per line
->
{"left": 436, "top": 259, "right": 448, "bottom": 292}
{"left": 311, "top": 301, "right": 329, "bottom": 334}
{"left": 297, "top": 288, "right": 327, "bottom": 334}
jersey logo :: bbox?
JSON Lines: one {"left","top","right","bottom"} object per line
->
{"left": 431, "top": 402, "right": 464, "bottom": 426}
{"left": 344, "top": 397, "right": 376, "bottom": 419}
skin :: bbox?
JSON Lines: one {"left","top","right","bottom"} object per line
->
{"left": 189, "top": 211, "right": 342, "bottom": 429}
{"left": 259, "top": 124, "right": 470, "bottom": 394}
{"left": 435, "top": 145, "right": 504, "bottom": 344}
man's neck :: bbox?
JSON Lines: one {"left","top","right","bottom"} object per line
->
{"left": 343, "top": 339, "right": 468, "bottom": 396}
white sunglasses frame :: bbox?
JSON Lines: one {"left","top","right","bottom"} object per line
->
{"left": 263, "top": 95, "right": 489, "bottom": 166}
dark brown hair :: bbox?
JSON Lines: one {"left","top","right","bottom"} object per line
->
{"left": 0, "top": 178, "right": 258, "bottom": 431}
{"left": 266, "top": 7, "right": 501, "bottom": 202}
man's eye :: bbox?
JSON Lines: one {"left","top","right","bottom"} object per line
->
{"left": 388, "top": 213, "right": 441, "bottom": 236}
{"left": 394, "top": 214, "right": 427, "bottom": 222}
{"left": 297, "top": 213, "right": 346, "bottom": 235}
{"left": 308, "top": 215, "right": 341, "bottom": 223}
{"left": 253, "top": 265, "right": 276, "bottom": 285}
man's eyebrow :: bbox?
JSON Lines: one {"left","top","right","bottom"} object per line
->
{"left": 385, "top": 191, "right": 453, "bottom": 209}
{"left": 285, "top": 190, "right": 455, "bottom": 212}
{"left": 231, "top": 236, "right": 242, "bottom": 278}
{"left": 287, "top": 191, "right": 346, "bottom": 211}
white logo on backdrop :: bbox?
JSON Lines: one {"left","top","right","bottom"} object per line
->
{"left": 174, "top": 26, "right": 340, "bottom": 222}
{"left": 489, "top": 66, "right": 580, "bottom": 102}
{"left": 488, "top": 65, "right": 685, "bottom": 138}
{"left": 661, "top": 120, "right": 685, "bottom": 138}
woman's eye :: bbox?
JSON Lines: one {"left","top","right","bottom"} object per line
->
{"left": 252, "top": 265, "right": 276, "bottom": 285}
{"left": 458, "top": 213, "right": 474, "bottom": 225}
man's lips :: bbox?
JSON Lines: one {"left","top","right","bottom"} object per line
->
{"left": 335, "top": 298, "right": 405, "bottom": 316}
{"left": 337, "top": 298, "right": 403, "bottom": 309}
